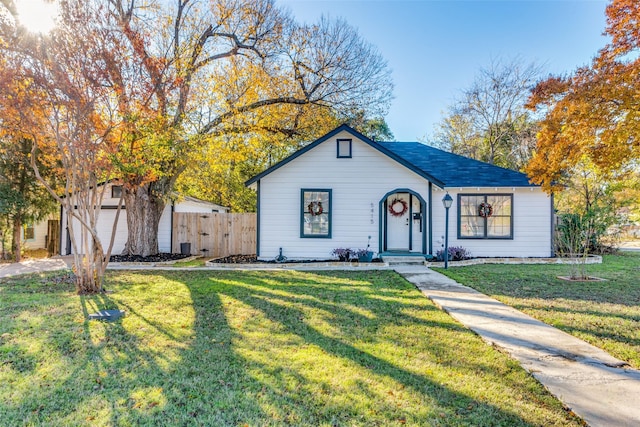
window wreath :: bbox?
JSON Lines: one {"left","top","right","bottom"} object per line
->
{"left": 308, "top": 201, "right": 324, "bottom": 216}
{"left": 478, "top": 202, "right": 493, "bottom": 218}
{"left": 388, "top": 198, "right": 408, "bottom": 217}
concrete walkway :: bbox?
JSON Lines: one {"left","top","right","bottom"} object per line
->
{"left": 395, "top": 265, "right": 640, "bottom": 427}
{"left": 0, "top": 257, "right": 71, "bottom": 278}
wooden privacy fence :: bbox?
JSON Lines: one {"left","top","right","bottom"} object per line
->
{"left": 46, "top": 220, "right": 60, "bottom": 257}
{"left": 172, "top": 212, "right": 256, "bottom": 258}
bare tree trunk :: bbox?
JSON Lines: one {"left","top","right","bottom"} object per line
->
{"left": 12, "top": 217, "right": 21, "bottom": 262}
{"left": 122, "top": 183, "right": 166, "bottom": 257}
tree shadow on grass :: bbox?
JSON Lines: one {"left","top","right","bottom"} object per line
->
{"left": 0, "top": 271, "right": 268, "bottom": 426}
{"left": 171, "top": 269, "right": 578, "bottom": 426}
{"left": 0, "top": 269, "right": 581, "bottom": 426}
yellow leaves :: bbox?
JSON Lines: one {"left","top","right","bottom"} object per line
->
{"left": 129, "top": 386, "right": 166, "bottom": 411}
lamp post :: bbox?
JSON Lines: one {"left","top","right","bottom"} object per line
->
{"left": 442, "top": 193, "right": 453, "bottom": 269}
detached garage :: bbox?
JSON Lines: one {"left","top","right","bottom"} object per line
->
{"left": 59, "top": 182, "right": 228, "bottom": 255}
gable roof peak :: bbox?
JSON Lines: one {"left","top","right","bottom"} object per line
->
{"left": 245, "top": 124, "right": 444, "bottom": 187}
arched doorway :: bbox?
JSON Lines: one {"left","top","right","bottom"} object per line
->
{"left": 379, "top": 189, "right": 427, "bottom": 254}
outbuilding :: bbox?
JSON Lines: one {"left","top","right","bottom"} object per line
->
{"left": 58, "top": 182, "right": 229, "bottom": 255}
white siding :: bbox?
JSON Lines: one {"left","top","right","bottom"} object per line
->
{"left": 157, "top": 205, "right": 172, "bottom": 252}
{"left": 258, "top": 130, "right": 430, "bottom": 260}
{"left": 257, "top": 131, "right": 553, "bottom": 260}
{"left": 431, "top": 187, "right": 552, "bottom": 258}
{"left": 61, "top": 206, "right": 128, "bottom": 255}
{"left": 174, "top": 198, "right": 229, "bottom": 213}
{"left": 23, "top": 214, "right": 58, "bottom": 250}
{"left": 63, "top": 204, "right": 172, "bottom": 255}
{"left": 59, "top": 182, "right": 214, "bottom": 254}
{"left": 59, "top": 182, "right": 125, "bottom": 255}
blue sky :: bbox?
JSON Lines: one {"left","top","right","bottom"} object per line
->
{"left": 281, "top": 0, "right": 609, "bottom": 141}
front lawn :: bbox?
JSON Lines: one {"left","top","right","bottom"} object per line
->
{"left": 1, "top": 270, "right": 581, "bottom": 426}
{"left": 437, "top": 253, "right": 640, "bottom": 369}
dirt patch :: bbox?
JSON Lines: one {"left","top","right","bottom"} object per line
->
{"left": 110, "top": 253, "right": 190, "bottom": 263}
{"left": 557, "top": 276, "right": 607, "bottom": 282}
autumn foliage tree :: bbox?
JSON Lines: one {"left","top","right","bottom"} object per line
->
{"left": 0, "top": 38, "right": 58, "bottom": 262}
{"left": 1, "top": 1, "right": 124, "bottom": 292}
{"left": 176, "top": 112, "right": 394, "bottom": 212}
{"left": 526, "top": 0, "right": 640, "bottom": 192}
{"left": 2, "top": 0, "right": 392, "bottom": 262}
{"left": 96, "top": 0, "right": 392, "bottom": 256}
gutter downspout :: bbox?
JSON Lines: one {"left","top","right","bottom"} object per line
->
{"left": 550, "top": 192, "right": 555, "bottom": 257}
{"left": 428, "top": 182, "right": 433, "bottom": 255}
{"left": 58, "top": 204, "right": 63, "bottom": 256}
{"left": 256, "top": 180, "right": 260, "bottom": 257}
{"left": 170, "top": 203, "right": 175, "bottom": 253}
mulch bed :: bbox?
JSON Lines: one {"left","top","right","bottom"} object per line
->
{"left": 109, "top": 253, "right": 190, "bottom": 263}
{"left": 209, "top": 254, "right": 383, "bottom": 264}
{"left": 209, "top": 255, "right": 259, "bottom": 264}
{"left": 109, "top": 253, "right": 383, "bottom": 264}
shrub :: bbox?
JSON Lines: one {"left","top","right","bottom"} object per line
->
{"left": 331, "top": 248, "right": 352, "bottom": 260}
{"left": 353, "top": 248, "right": 371, "bottom": 257}
{"left": 436, "top": 246, "right": 471, "bottom": 262}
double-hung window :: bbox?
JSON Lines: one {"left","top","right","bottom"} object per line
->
{"left": 301, "top": 189, "right": 331, "bottom": 238}
{"left": 458, "top": 194, "right": 513, "bottom": 239}
{"left": 24, "top": 224, "right": 35, "bottom": 241}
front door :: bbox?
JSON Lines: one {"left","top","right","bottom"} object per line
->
{"left": 386, "top": 193, "right": 411, "bottom": 250}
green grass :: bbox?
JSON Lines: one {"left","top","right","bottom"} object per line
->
{"left": 0, "top": 270, "right": 582, "bottom": 426}
{"left": 170, "top": 258, "right": 208, "bottom": 268}
{"left": 436, "top": 252, "right": 640, "bottom": 369}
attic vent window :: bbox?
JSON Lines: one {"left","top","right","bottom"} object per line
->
{"left": 337, "top": 139, "right": 352, "bottom": 158}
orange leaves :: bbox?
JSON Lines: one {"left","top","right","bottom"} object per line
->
{"left": 526, "top": 0, "right": 640, "bottom": 193}
{"left": 525, "top": 76, "right": 568, "bottom": 110}
{"left": 604, "top": 0, "right": 640, "bottom": 56}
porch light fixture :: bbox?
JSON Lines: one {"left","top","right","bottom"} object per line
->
{"left": 442, "top": 193, "right": 453, "bottom": 269}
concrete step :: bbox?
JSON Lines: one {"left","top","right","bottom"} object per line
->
{"left": 381, "top": 255, "right": 426, "bottom": 266}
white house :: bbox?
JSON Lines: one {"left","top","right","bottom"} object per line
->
{"left": 245, "top": 124, "right": 553, "bottom": 261}
{"left": 59, "top": 182, "right": 229, "bottom": 255}
{"left": 21, "top": 214, "right": 58, "bottom": 251}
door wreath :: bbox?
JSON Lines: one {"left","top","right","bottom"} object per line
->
{"left": 478, "top": 202, "right": 493, "bottom": 217}
{"left": 308, "top": 201, "right": 323, "bottom": 216}
{"left": 388, "top": 198, "right": 408, "bottom": 217}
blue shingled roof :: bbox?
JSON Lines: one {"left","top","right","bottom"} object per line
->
{"left": 378, "top": 142, "right": 535, "bottom": 187}
{"left": 245, "top": 124, "right": 536, "bottom": 188}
